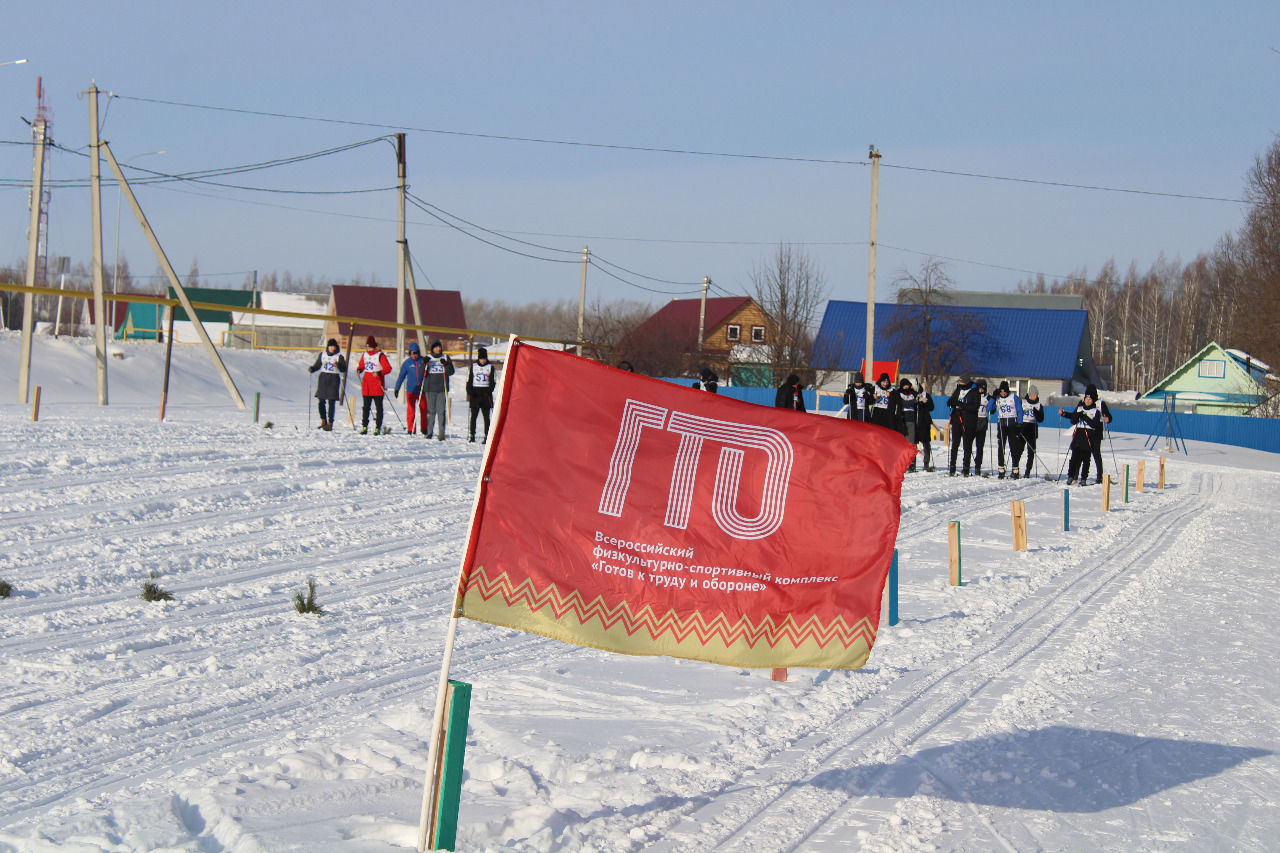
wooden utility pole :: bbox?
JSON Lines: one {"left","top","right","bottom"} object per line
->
{"left": 697, "top": 276, "right": 709, "bottom": 352}
{"left": 17, "top": 117, "right": 46, "bottom": 404}
{"left": 88, "top": 85, "right": 108, "bottom": 404}
{"left": 864, "top": 146, "right": 881, "bottom": 382}
{"left": 396, "top": 133, "right": 408, "bottom": 362}
{"left": 577, "top": 246, "right": 589, "bottom": 348}
{"left": 102, "top": 140, "right": 246, "bottom": 409}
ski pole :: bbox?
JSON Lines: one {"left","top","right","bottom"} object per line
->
{"left": 1106, "top": 422, "right": 1120, "bottom": 474}
{"left": 307, "top": 371, "right": 313, "bottom": 431}
{"left": 384, "top": 391, "right": 406, "bottom": 430}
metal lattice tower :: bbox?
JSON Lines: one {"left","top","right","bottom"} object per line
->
{"left": 30, "top": 76, "right": 52, "bottom": 291}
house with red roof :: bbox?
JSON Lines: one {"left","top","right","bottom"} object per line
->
{"left": 324, "top": 285, "right": 467, "bottom": 354}
{"left": 618, "top": 295, "right": 781, "bottom": 380}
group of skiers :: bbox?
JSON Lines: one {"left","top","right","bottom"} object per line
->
{"left": 836, "top": 372, "right": 936, "bottom": 473}
{"left": 307, "top": 336, "right": 497, "bottom": 441}
{"left": 944, "top": 374, "right": 1045, "bottom": 479}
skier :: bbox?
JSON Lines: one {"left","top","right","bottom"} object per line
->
{"left": 308, "top": 338, "right": 346, "bottom": 432}
{"left": 868, "top": 372, "right": 901, "bottom": 430}
{"left": 972, "top": 378, "right": 991, "bottom": 476}
{"left": 842, "top": 371, "right": 874, "bottom": 422}
{"left": 424, "top": 340, "right": 456, "bottom": 441}
{"left": 897, "top": 377, "right": 919, "bottom": 472}
{"left": 392, "top": 341, "right": 429, "bottom": 435}
{"left": 986, "top": 381, "right": 1024, "bottom": 479}
{"left": 947, "top": 373, "right": 981, "bottom": 476}
{"left": 1016, "top": 385, "right": 1045, "bottom": 478}
{"left": 1060, "top": 388, "right": 1105, "bottom": 485}
{"left": 915, "top": 380, "right": 935, "bottom": 472}
{"left": 698, "top": 367, "right": 719, "bottom": 393}
{"left": 356, "top": 335, "right": 392, "bottom": 435}
{"left": 466, "top": 346, "right": 497, "bottom": 443}
{"left": 1085, "top": 383, "right": 1113, "bottom": 485}
{"left": 775, "top": 374, "right": 806, "bottom": 411}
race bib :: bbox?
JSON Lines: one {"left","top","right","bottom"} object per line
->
{"left": 472, "top": 365, "right": 492, "bottom": 388}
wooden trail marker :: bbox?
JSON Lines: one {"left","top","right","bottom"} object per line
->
{"left": 949, "top": 521, "right": 962, "bottom": 586}
{"left": 30, "top": 385, "right": 41, "bottom": 421}
{"left": 887, "top": 549, "right": 899, "bottom": 626}
{"left": 1102, "top": 475, "right": 1112, "bottom": 511}
{"left": 159, "top": 307, "right": 175, "bottom": 422}
{"left": 944, "top": 420, "right": 951, "bottom": 447}
{"left": 1159, "top": 455, "right": 1166, "bottom": 490}
{"left": 1011, "top": 500, "right": 1027, "bottom": 551}
{"left": 1124, "top": 464, "right": 1130, "bottom": 503}
{"left": 771, "top": 668, "right": 788, "bottom": 682}
{"left": 1136, "top": 460, "right": 1146, "bottom": 493}
{"left": 1063, "top": 488, "right": 1070, "bottom": 532}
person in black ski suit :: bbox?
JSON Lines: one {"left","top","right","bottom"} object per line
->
{"left": 947, "top": 373, "right": 982, "bottom": 476}
{"left": 1015, "top": 385, "right": 1045, "bottom": 477}
{"left": 466, "top": 346, "right": 497, "bottom": 443}
{"left": 868, "top": 372, "right": 901, "bottom": 430}
{"left": 915, "top": 381, "right": 935, "bottom": 472}
{"left": 842, "top": 371, "right": 874, "bottom": 422}
{"left": 971, "top": 378, "right": 991, "bottom": 476}
{"left": 896, "top": 377, "right": 919, "bottom": 472}
{"left": 1083, "top": 383, "right": 1112, "bottom": 484}
{"left": 776, "top": 374, "right": 806, "bottom": 410}
{"left": 308, "top": 338, "right": 347, "bottom": 431}
{"left": 1060, "top": 389, "right": 1105, "bottom": 485}
{"left": 698, "top": 367, "right": 719, "bottom": 393}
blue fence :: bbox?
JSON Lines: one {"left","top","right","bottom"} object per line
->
{"left": 662, "top": 379, "right": 1280, "bottom": 454}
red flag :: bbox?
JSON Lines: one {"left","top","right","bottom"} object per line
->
{"left": 456, "top": 342, "right": 915, "bottom": 669}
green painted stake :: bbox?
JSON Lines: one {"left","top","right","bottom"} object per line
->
{"left": 432, "top": 679, "right": 472, "bottom": 851}
{"left": 1063, "top": 488, "right": 1070, "bottom": 531}
{"left": 252, "top": 391, "right": 261, "bottom": 424}
{"left": 1124, "top": 464, "right": 1130, "bottom": 503}
{"left": 888, "top": 549, "right": 899, "bottom": 625}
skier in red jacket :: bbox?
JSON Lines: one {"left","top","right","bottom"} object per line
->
{"left": 356, "top": 335, "right": 392, "bottom": 435}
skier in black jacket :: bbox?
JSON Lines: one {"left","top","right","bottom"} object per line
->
{"left": 698, "top": 367, "right": 719, "bottom": 393}
{"left": 308, "top": 338, "right": 347, "bottom": 431}
{"left": 915, "top": 381, "right": 935, "bottom": 472}
{"left": 842, "top": 371, "right": 874, "bottom": 422}
{"left": 947, "top": 373, "right": 982, "bottom": 476}
{"left": 1015, "top": 385, "right": 1045, "bottom": 477}
{"left": 1061, "top": 389, "right": 1105, "bottom": 485}
{"left": 868, "top": 372, "right": 901, "bottom": 430}
{"left": 971, "top": 378, "right": 991, "bottom": 476}
{"left": 1083, "top": 383, "right": 1112, "bottom": 484}
{"left": 776, "top": 374, "right": 806, "bottom": 410}
{"left": 465, "top": 346, "right": 497, "bottom": 443}
{"left": 897, "top": 378, "right": 919, "bottom": 472}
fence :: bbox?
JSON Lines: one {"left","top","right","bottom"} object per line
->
{"left": 661, "top": 380, "right": 1280, "bottom": 454}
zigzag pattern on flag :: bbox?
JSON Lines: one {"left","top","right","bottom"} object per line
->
{"left": 463, "top": 565, "right": 876, "bottom": 651}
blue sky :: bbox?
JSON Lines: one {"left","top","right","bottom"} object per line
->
{"left": 3, "top": 1, "right": 1278, "bottom": 309}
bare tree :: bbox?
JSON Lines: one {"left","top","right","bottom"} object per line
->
{"left": 882, "top": 258, "right": 989, "bottom": 393}
{"left": 749, "top": 243, "right": 828, "bottom": 380}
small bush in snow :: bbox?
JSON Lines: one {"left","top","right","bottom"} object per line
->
{"left": 0, "top": 579, "right": 12, "bottom": 598}
{"left": 263, "top": 421, "right": 274, "bottom": 429}
{"left": 140, "top": 581, "right": 175, "bottom": 602}
{"left": 294, "top": 578, "right": 324, "bottom": 615}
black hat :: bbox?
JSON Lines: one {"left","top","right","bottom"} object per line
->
{"left": 700, "top": 367, "right": 713, "bottom": 379}
{"left": 899, "top": 377, "right": 913, "bottom": 388}
{"left": 878, "top": 372, "right": 891, "bottom": 384}
{"left": 1085, "top": 383, "right": 1098, "bottom": 398}
{"left": 998, "top": 380, "right": 1010, "bottom": 394}
{"left": 477, "top": 346, "right": 488, "bottom": 360}
{"left": 326, "top": 338, "right": 339, "bottom": 349}
{"left": 787, "top": 373, "right": 800, "bottom": 385}
{"left": 853, "top": 371, "right": 864, "bottom": 383}
{"left": 958, "top": 372, "right": 971, "bottom": 385}
{"left": 430, "top": 339, "right": 443, "bottom": 351}
{"left": 976, "top": 378, "right": 988, "bottom": 389}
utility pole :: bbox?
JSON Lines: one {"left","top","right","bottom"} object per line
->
{"left": 396, "top": 133, "right": 407, "bottom": 361}
{"left": 865, "top": 146, "right": 881, "bottom": 381}
{"left": 697, "top": 276, "right": 709, "bottom": 351}
{"left": 17, "top": 115, "right": 47, "bottom": 404}
{"left": 250, "top": 269, "right": 257, "bottom": 348}
{"left": 88, "top": 85, "right": 109, "bottom": 404}
{"left": 577, "top": 246, "right": 589, "bottom": 348}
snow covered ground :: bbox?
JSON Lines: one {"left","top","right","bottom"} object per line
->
{"left": 0, "top": 333, "right": 1277, "bottom": 852}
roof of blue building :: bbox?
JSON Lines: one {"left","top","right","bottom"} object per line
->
{"left": 813, "top": 300, "right": 1092, "bottom": 379}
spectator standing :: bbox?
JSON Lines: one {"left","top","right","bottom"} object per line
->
{"left": 775, "top": 374, "right": 806, "bottom": 411}
{"left": 698, "top": 367, "right": 719, "bottom": 393}
{"left": 843, "top": 371, "right": 874, "bottom": 422}
{"left": 947, "top": 373, "right": 981, "bottom": 476}
{"left": 972, "top": 379, "right": 991, "bottom": 476}
{"left": 915, "top": 381, "right": 935, "bottom": 472}
{"left": 897, "top": 377, "right": 919, "bottom": 472}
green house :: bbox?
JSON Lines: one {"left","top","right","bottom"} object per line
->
{"left": 117, "top": 287, "right": 255, "bottom": 342}
{"left": 1140, "top": 342, "right": 1269, "bottom": 416}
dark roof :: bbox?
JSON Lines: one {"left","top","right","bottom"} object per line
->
{"left": 911, "top": 290, "right": 1085, "bottom": 310}
{"left": 328, "top": 285, "right": 467, "bottom": 340}
{"left": 814, "top": 300, "right": 1091, "bottom": 379}
{"left": 168, "top": 286, "right": 255, "bottom": 323}
{"left": 629, "top": 296, "right": 752, "bottom": 351}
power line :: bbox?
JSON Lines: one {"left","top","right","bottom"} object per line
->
{"left": 111, "top": 92, "right": 1247, "bottom": 203}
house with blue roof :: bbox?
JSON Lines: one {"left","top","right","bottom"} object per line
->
{"left": 1139, "top": 342, "right": 1270, "bottom": 416}
{"left": 812, "top": 300, "right": 1101, "bottom": 396}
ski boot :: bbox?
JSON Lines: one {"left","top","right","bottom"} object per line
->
{"left": 360, "top": 426, "right": 368, "bottom": 435}
{"left": 998, "top": 467, "right": 1006, "bottom": 479}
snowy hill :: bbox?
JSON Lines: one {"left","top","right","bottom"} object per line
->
{"left": 0, "top": 333, "right": 1277, "bottom": 851}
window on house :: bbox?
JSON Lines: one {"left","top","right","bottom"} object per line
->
{"left": 726, "top": 324, "right": 740, "bottom": 342}
{"left": 751, "top": 325, "right": 765, "bottom": 343}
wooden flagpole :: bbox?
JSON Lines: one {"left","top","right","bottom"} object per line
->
{"left": 416, "top": 336, "right": 518, "bottom": 851}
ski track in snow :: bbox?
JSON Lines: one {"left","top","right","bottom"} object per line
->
{"left": 0, "top": 335, "right": 1277, "bottom": 851}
